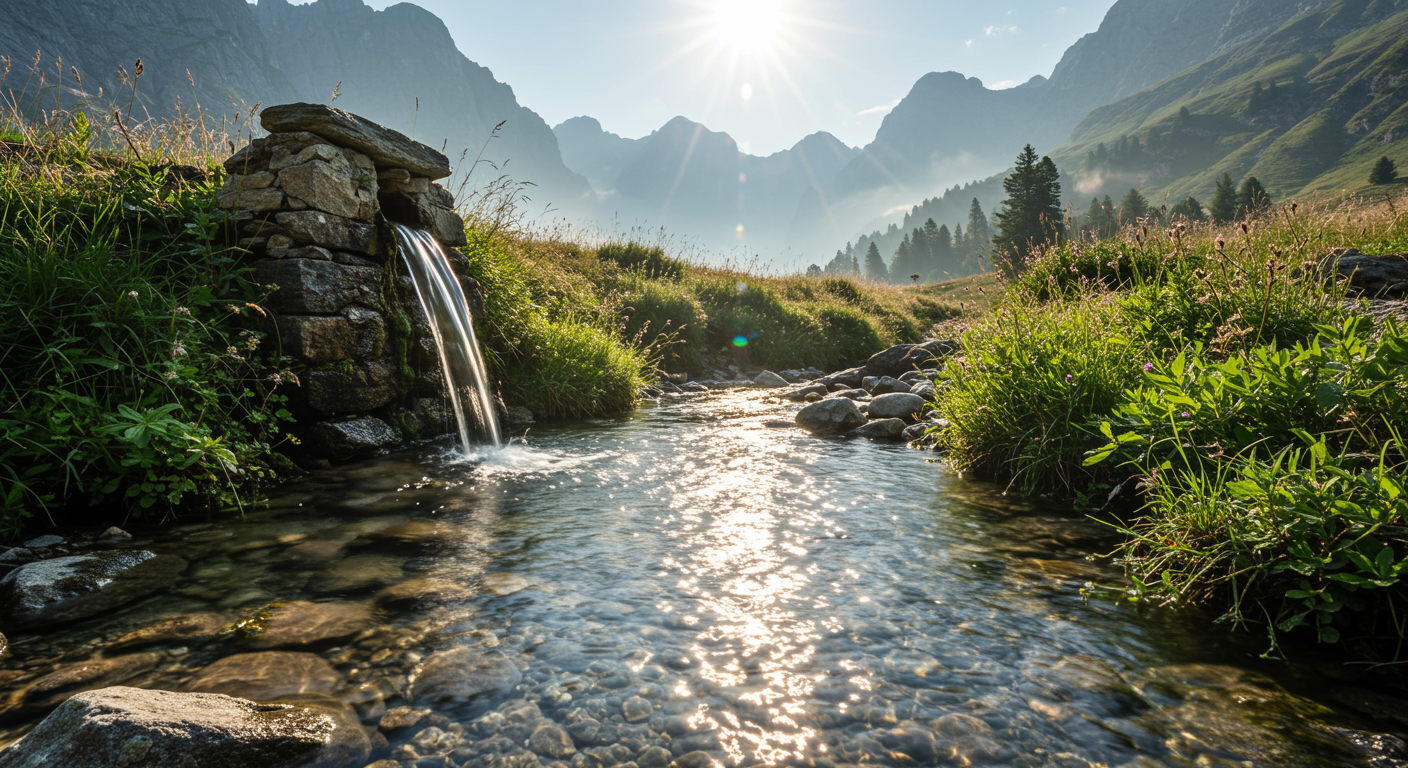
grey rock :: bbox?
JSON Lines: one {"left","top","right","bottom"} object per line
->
{"left": 901, "top": 423, "right": 931, "bottom": 444}
{"left": 218, "top": 186, "right": 284, "bottom": 213}
{"left": 186, "top": 652, "right": 344, "bottom": 701}
{"left": 531, "top": 725, "right": 577, "bottom": 759}
{"left": 909, "top": 381, "right": 937, "bottom": 398}
{"left": 851, "top": 418, "right": 908, "bottom": 440}
{"left": 785, "top": 383, "right": 829, "bottom": 401}
{"left": 871, "top": 376, "right": 912, "bottom": 395}
{"left": 680, "top": 383, "right": 709, "bottom": 393}
{"left": 898, "top": 370, "right": 929, "bottom": 383}
{"left": 0, "top": 551, "right": 187, "bottom": 630}
{"left": 305, "top": 363, "right": 400, "bottom": 417}
{"left": 22, "top": 535, "right": 64, "bottom": 549}
{"left": 637, "top": 746, "right": 672, "bottom": 768}
{"left": 309, "top": 555, "right": 404, "bottom": 594}
{"left": 819, "top": 367, "right": 865, "bottom": 389}
{"left": 261, "top": 103, "right": 453, "bottom": 180}
{"left": 796, "top": 398, "right": 867, "bottom": 434}
{"left": 862, "top": 340, "right": 958, "bottom": 379}
{"left": 274, "top": 211, "right": 381, "bottom": 256}
{"left": 566, "top": 718, "right": 600, "bottom": 743}
{"left": 278, "top": 158, "right": 363, "bottom": 221}
{"left": 753, "top": 370, "right": 790, "bottom": 388}
{"left": 824, "top": 388, "right": 870, "bottom": 401}
{"left": 97, "top": 527, "right": 132, "bottom": 543}
{"left": 0, "top": 686, "right": 364, "bottom": 768}
{"left": 861, "top": 376, "right": 880, "bottom": 391}
{"left": 380, "top": 706, "right": 433, "bottom": 733}
{"left": 276, "top": 311, "right": 387, "bottom": 368}
{"left": 0, "top": 548, "right": 37, "bottom": 566}
{"left": 867, "top": 393, "right": 927, "bottom": 422}
{"left": 409, "top": 647, "right": 522, "bottom": 704}
{"left": 253, "top": 257, "right": 382, "bottom": 314}
{"left": 381, "top": 178, "right": 466, "bottom": 247}
{"left": 669, "top": 752, "right": 720, "bottom": 768}
{"left": 308, "top": 416, "right": 402, "bottom": 460}
{"left": 504, "top": 406, "right": 536, "bottom": 430}
{"left": 931, "top": 712, "right": 994, "bottom": 738}
{"left": 1323, "top": 249, "right": 1408, "bottom": 298}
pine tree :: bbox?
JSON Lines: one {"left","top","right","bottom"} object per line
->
{"left": 1237, "top": 176, "right": 1271, "bottom": 219}
{"left": 1370, "top": 156, "right": 1399, "bottom": 185}
{"left": 934, "top": 223, "right": 953, "bottom": 276}
{"left": 1120, "top": 188, "right": 1150, "bottom": 223}
{"left": 864, "top": 242, "right": 886, "bottom": 281}
{"left": 806, "top": 264, "right": 822, "bottom": 278}
{"left": 1170, "top": 196, "right": 1206, "bottom": 222}
{"left": 1209, "top": 173, "right": 1239, "bottom": 223}
{"left": 993, "top": 145, "right": 1063, "bottom": 275}
{"left": 890, "top": 233, "right": 914, "bottom": 284}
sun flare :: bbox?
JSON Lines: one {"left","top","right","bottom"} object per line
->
{"left": 713, "top": 0, "right": 787, "bottom": 53}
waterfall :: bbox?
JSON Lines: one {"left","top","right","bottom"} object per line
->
{"left": 394, "top": 225, "right": 502, "bottom": 451}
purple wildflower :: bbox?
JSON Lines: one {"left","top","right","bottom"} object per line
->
{"left": 1142, "top": 362, "right": 1154, "bottom": 372}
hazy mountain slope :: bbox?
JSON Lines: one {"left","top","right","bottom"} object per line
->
{"left": 0, "top": 0, "right": 298, "bottom": 123}
{"left": 799, "top": 0, "right": 1342, "bottom": 260}
{"left": 1054, "top": 0, "right": 1408, "bottom": 205}
{"left": 553, "top": 116, "right": 640, "bottom": 195}
{"left": 253, "top": 0, "right": 594, "bottom": 220}
{"left": 556, "top": 115, "right": 858, "bottom": 255}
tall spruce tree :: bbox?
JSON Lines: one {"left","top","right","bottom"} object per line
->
{"left": 1209, "top": 173, "right": 1239, "bottom": 223}
{"left": 1120, "top": 188, "right": 1150, "bottom": 223}
{"left": 1170, "top": 196, "right": 1206, "bottom": 222}
{"left": 993, "top": 145, "right": 1063, "bottom": 275}
{"left": 1370, "top": 156, "right": 1398, "bottom": 185}
{"left": 864, "top": 242, "right": 886, "bottom": 281}
{"left": 1237, "top": 176, "right": 1271, "bottom": 219}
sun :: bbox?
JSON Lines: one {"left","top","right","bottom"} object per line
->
{"left": 713, "top": 0, "right": 787, "bottom": 54}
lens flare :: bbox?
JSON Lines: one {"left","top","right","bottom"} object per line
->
{"left": 733, "top": 335, "right": 749, "bottom": 347}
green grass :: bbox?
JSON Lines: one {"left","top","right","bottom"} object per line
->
{"left": 934, "top": 197, "right": 1408, "bottom": 661}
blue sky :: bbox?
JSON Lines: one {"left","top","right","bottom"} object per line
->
{"left": 341, "top": 0, "right": 1118, "bottom": 155}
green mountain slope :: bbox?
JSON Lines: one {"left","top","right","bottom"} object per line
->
{"left": 1053, "top": 0, "right": 1408, "bottom": 206}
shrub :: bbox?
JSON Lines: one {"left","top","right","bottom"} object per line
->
{"left": 618, "top": 277, "right": 707, "bottom": 373}
{"left": 597, "top": 241, "right": 686, "bottom": 281}
{"left": 500, "top": 317, "right": 652, "bottom": 419}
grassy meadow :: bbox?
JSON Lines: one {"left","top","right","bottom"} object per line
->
{"left": 932, "top": 193, "right": 1408, "bottom": 662}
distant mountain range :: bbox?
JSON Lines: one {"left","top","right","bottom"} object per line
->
{"left": 553, "top": 115, "right": 859, "bottom": 256}
{"left": 0, "top": 0, "right": 594, "bottom": 220}
{"left": 3, "top": 0, "right": 1403, "bottom": 274}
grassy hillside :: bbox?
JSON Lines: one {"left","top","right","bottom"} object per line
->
{"left": 1054, "top": 0, "right": 1408, "bottom": 206}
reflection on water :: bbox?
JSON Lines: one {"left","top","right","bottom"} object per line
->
{"left": 1, "top": 391, "right": 1405, "bottom": 768}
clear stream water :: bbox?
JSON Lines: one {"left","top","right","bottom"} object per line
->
{"left": 2, "top": 391, "right": 1406, "bottom": 767}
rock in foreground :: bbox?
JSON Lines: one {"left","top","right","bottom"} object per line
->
{"left": 0, "top": 686, "right": 365, "bottom": 768}
{"left": 796, "top": 398, "right": 867, "bottom": 434}
{"left": 867, "top": 393, "right": 927, "bottom": 422}
{"left": 409, "top": 647, "right": 522, "bottom": 704}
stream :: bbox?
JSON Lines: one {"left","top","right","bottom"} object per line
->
{"left": 2, "top": 390, "right": 1405, "bottom": 767}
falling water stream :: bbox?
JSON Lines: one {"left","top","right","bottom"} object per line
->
{"left": 396, "top": 224, "right": 501, "bottom": 450}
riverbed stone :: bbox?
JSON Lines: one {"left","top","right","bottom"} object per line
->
{"left": 97, "top": 527, "right": 132, "bottom": 544}
{"left": 796, "top": 398, "right": 866, "bottom": 434}
{"left": 824, "top": 388, "right": 869, "bottom": 401}
{"left": 409, "top": 647, "right": 522, "bottom": 704}
{"left": 753, "top": 371, "right": 789, "bottom": 388}
{"left": 374, "top": 578, "right": 471, "bottom": 611}
{"left": 871, "top": 376, "right": 912, "bottom": 395}
{"left": 867, "top": 393, "right": 927, "bottom": 422}
{"left": 862, "top": 340, "right": 958, "bottom": 379}
{"left": 0, "top": 551, "right": 187, "bottom": 631}
{"left": 909, "top": 380, "right": 936, "bottom": 398}
{"left": 309, "top": 555, "right": 405, "bottom": 595}
{"left": 308, "top": 415, "right": 401, "bottom": 460}
{"left": 186, "top": 652, "right": 344, "bottom": 701}
{"left": 622, "top": 696, "right": 653, "bottom": 723}
{"left": 851, "top": 418, "right": 908, "bottom": 440}
{"left": 531, "top": 724, "right": 577, "bottom": 758}
{"left": 261, "top": 103, "right": 453, "bottom": 180}
{"left": 237, "top": 600, "right": 375, "bottom": 650}
{"left": 111, "top": 612, "right": 230, "bottom": 650}
{"left": 784, "top": 384, "right": 828, "bottom": 401}
{"left": 11, "top": 653, "right": 164, "bottom": 714}
{"left": 819, "top": 367, "right": 865, "bottom": 389}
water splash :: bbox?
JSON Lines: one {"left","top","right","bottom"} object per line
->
{"left": 395, "top": 225, "right": 501, "bottom": 451}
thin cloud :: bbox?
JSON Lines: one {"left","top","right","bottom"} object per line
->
{"left": 858, "top": 99, "right": 902, "bottom": 117}
{"left": 965, "top": 39, "right": 975, "bottom": 48}
{"left": 991, "top": 80, "right": 1017, "bottom": 89}
{"left": 984, "top": 25, "right": 1018, "bottom": 36}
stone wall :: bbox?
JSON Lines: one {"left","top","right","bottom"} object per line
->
{"left": 217, "top": 103, "right": 488, "bottom": 464}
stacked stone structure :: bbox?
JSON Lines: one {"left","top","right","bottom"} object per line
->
{"left": 217, "top": 103, "right": 486, "bottom": 462}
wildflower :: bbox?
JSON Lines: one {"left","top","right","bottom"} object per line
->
{"left": 174, "top": 306, "right": 191, "bottom": 317}
{"left": 1143, "top": 362, "right": 1154, "bottom": 372}
{"left": 245, "top": 335, "right": 260, "bottom": 352}
{"left": 127, "top": 290, "right": 139, "bottom": 299}
{"left": 267, "top": 373, "right": 282, "bottom": 385}
{"left": 227, "top": 346, "right": 240, "bottom": 357}
{"left": 1215, "top": 234, "right": 1225, "bottom": 250}
{"left": 171, "top": 341, "right": 186, "bottom": 358}
{"left": 165, "top": 371, "right": 177, "bottom": 380}
{"left": 227, "top": 304, "right": 243, "bottom": 315}
{"left": 1181, "top": 411, "right": 1190, "bottom": 418}
{"left": 1065, "top": 374, "right": 1074, "bottom": 384}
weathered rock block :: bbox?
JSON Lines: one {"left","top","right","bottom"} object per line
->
{"left": 274, "top": 211, "right": 381, "bottom": 256}
{"left": 305, "top": 362, "right": 399, "bottom": 415}
{"left": 261, "top": 103, "right": 452, "bottom": 180}
{"left": 253, "top": 258, "right": 382, "bottom": 315}
{"left": 795, "top": 398, "right": 867, "bottom": 434}
{"left": 309, "top": 417, "right": 403, "bottom": 460}
{"left": 276, "top": 309, "right": 386, "bottom": 367}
